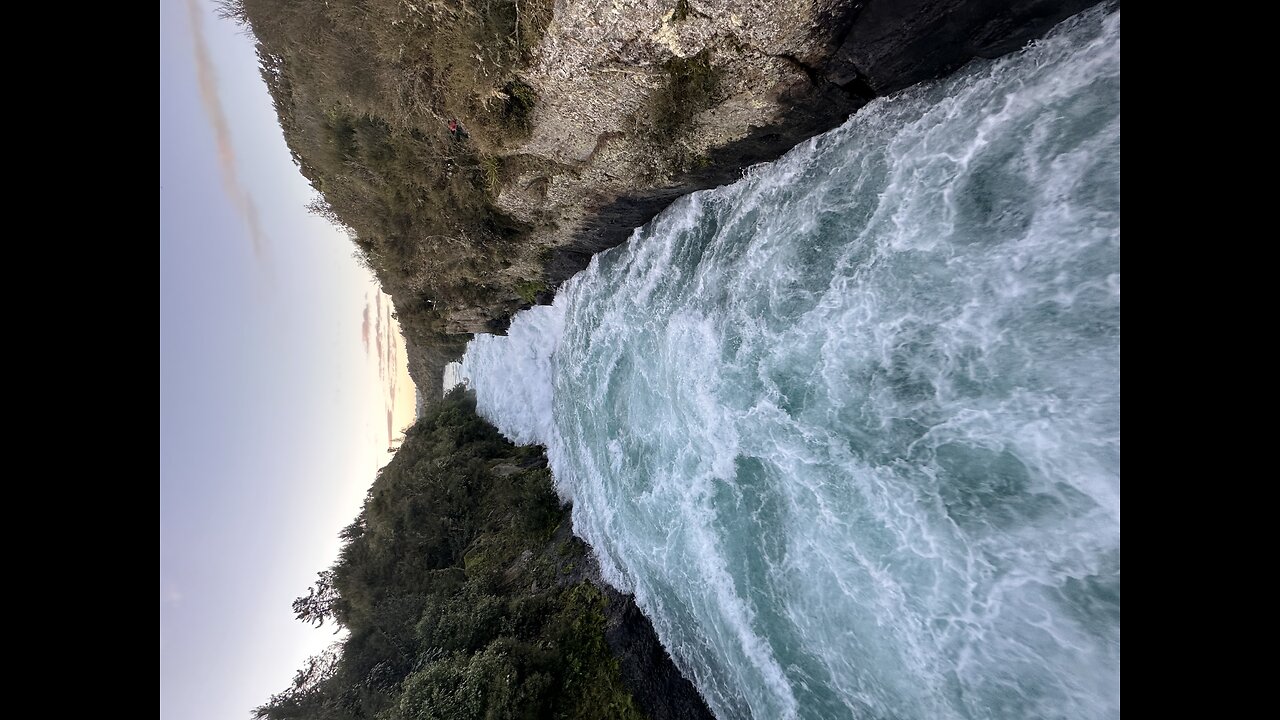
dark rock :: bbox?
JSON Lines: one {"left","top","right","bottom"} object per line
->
{"left": 600, "top": 584, "right": 716, "bottom": 720}
{"left": 826, "top": 0, "right": 1105, "bottom": 95}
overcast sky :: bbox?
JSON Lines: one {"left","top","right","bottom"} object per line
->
{"left": 160, "top": 1, "right": 418, "bottom": 718}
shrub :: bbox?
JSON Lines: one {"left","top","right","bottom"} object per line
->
{"left": 649, "top": 49, "right": 721, "bottom": 140}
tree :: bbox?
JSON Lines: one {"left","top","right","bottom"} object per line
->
{"left": 294, "top": 569, "right": 342, "bottom": 629}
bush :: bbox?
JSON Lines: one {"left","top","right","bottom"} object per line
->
{"left": 502, "top": 80, "right": 539, "bottom": 134}
{"left": 515, "top": 280, "right": 546, "bottom": 305}
{"left": 649, "top": 49, "right": 721, "bottom": 140}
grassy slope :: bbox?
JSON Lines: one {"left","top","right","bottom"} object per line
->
{"left": 221, "top": 0, "right": 555, "bottom": 386}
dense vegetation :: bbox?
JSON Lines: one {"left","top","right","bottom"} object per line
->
{"left": 255, "top": 389, "right": 645, "bottom": 720}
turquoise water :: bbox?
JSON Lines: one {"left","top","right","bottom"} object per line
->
{"left": 460, "top": 8, "right": 1120, "bottom": 719}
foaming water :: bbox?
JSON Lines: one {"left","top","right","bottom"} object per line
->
{"left": 461, "top": 8, "right": 1119, "bottom": 719}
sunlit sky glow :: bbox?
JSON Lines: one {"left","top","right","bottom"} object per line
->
{"left": 160, "top": 1, "right": 418, "bottom": 718}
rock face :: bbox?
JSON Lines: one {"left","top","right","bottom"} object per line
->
{"left": 828, "top": 0, "right": 1106, "bottom": 95}
{"left": 477, "top": 0, "right": 865, "bottom": 300}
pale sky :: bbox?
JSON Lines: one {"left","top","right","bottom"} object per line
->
{"left": 160, "top": 1, "right": 418, "bottom": 718}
